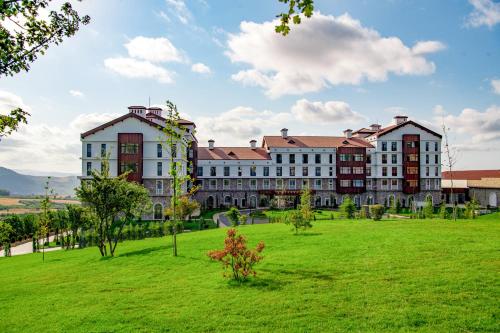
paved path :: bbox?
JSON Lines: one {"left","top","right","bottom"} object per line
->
{"left": 0, "top": 235, "right": 62, "bottom": 257}
{"left": 214, "top": 209, "right": 270, "bottom": 228}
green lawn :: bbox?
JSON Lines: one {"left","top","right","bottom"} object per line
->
{"left": 1, "top": 219, "right": 499, "bottom": 332}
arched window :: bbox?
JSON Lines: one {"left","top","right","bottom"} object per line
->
{"left": 154, "top": 203, "right": 163, "bottom": 220}
{"left": 224, "top": 195, "right": 232, "bottom": 206}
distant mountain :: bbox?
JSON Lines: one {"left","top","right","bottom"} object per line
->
{"left": 0, "top": 167, "right": 79, "bottom": 197}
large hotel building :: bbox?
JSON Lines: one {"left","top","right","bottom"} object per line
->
{"left": 81, "top": 106, "right": 442, "bottom": 220}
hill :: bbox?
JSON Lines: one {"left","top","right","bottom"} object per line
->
{"left": 0, "top": 219, "right": 498, "bottom": 332}
{"left": 0, "top": 167, "right": 78, "bottom": 196}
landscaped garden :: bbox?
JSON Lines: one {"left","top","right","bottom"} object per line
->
{"left": 1, "top": 216, "right": 498, "bottom": 332}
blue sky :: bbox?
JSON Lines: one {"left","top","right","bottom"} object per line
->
{"left": 0, "top": 0, "right": 499, "bottom": 174}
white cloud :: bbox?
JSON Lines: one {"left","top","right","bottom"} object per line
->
{"left": 384, "top": 106, "right": 408, "bottom": 115}
{"left": 491, "top": 79, "right": 500, "bottom": 94}
{"left": 467, "top": 0, "right": 500, "bottom": 28}
{"left": 227, "top": 13, "right": 444, "bottom": 98}
{"left": 165, "top": 0, "right": 192, "bottom": 25}
{"left": 433, "top": 104, "right": 446, "bottom": 116}
{"left": 291, "top": 99, "right": 364, "bottom": 124}
{"left": 0, "top": 91, "right": 31, "bottom": 115}
{"left": 125, "top": 36, "right": 184, "bottom": 63}
{"left": 69, "top": 90, "right": 85, "bottom": 98}
{"left": 191, "top": 62, "right": 211, "bottom": 74}
{"left": 104, "top": 57, "right": 175, "bottom": 83}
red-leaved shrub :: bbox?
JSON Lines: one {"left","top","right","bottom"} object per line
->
{"left": 207, "top": 228, "right": 265, "bottom": 282}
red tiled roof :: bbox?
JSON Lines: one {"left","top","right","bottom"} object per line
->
{"left": 198, "top": 147, "right": 271, "bottom": 160}
{"left": 262, "top": 136, "right": 373, "bottom": 148}
{"left": 353, "top": 127, "right": 377, "bottom": 135}
{"left": 366, "top": 121, "right": 442, "bottom": 139}
{"left": 442, "top": 170, "right": 500, "bottom": 180}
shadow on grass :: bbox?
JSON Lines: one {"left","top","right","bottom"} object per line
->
{"left": 118, "top": 246, "right": 166, "bottom": 258}
{"left": 293, "top": 232, "right": 323, "bottom": 237}
{"left": 262, "top": 268, "right": 334, "bottom": 282}
{"left": 226, "top": 277, "right": 285, "bottom": 291}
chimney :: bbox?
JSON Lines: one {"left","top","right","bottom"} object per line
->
{"left": 128, "top": 106, "right": 146, "bottom": 117}
{"left": 343, "top": 129, "right": 352, "bottom": 139}
{"left": 370, "top": 124, "right": 381, "bottom": 131}
{"left": 208, "top": 139, "right": 214, "bottom": 150}
{"left": 393, "top": 115, "right": 408, "bottom": 125}
{"left": 147, "top": 107, "right": 162, "bottom": 117}
{"left": 250, "top": 140, "right": 257, "bottom": 149}
{"left": 281, "top": 128, "right": 288, "bottom": 139}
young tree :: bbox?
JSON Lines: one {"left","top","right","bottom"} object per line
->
{"left": 439, "top": 201, "right": 449, "bottom": 220}
{"left": 165, "top": 196, "right": 200, "bottom": 233}
{"left": 0, "top": 0, "right": 90, "bottom": 136}
{"left": 423, "top": 196, "right": 434, "bottom": 219}
{"left": 299, "top": 185, "right": 313, "bottom": 223}
{"left": 275, "top": 0, "right": 314, "bottom": 35}
{"left": 441, "top": 121, "right": 459, "bottom": 221}
{"left": 225, "top": 207, "right": 241, "bottom": 227}
{"left": 340, "top": 196, "right": 356, "bottom": 219}
{"left": 37, "top": 178, "right": 54, "bottom": 261}
{"left": 465, "top": 197, "right": 479, "bottom": 219}
{"left": 66, "top": 204, "right": 89, "bottom": 249}
{"left": 0, "top": 221, "right": 13, "bottom": 256}
{"left": 159, "top": 100, "right": 197, "bottom": 257}
{"left": 76, "top": 158, "right": 151, "bottom": 257}
{"left": 207, "top": 228, "right": 265, "bottom": 282}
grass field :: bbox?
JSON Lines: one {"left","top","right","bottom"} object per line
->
{"left": 0, "top": 218, "right": 499, "bottom": 332}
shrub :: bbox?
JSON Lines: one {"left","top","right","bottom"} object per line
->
{"left": 225, "top": 207, "right": 241, "bottom": 227}
{"left": 370, "top": 205, "right": 385, "bottom": 221}
{"left": 207, "top": 228, "right": 265, "bottom": 282}
{"left": 423, "top": 197, "right": 434, "bottom": 219}
{"left": 340, "top": 196, "right": 356, "bottom": 219}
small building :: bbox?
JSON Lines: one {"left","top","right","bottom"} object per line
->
{"left": 442, "top": 170, "right": 500, "bottom": 208}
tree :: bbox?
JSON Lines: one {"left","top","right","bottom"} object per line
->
{"left": 165, "top": 196, "right": 200, "bottom": 232}
{"left": 275, "top": 0, "right": 314, "bottom": 35}
{"left": 66, "top": 204, "right": 89, "bottom": 249}
{"left": 465, "top": 197, "right": 479, "bottom": 219}
{"left": 225, "top": 207, "right": 241, "bottom": 227}
{"left": 37, "top": 177, "right": 54, "bottom": 261}
{"left": 439, "top": 201, "right": 449, "bottom": 220}
{"left": 0, "top": 220, "right": 13, "bottom": 256}
{"left": 284, "top": 187, "right": 313, "bottom": 233}
{"left": 0, "top": 0, "right": 90, "bottom": 136}
{"left": 423, "top": 196, "right": 434, "bottom": 219}
{"left": 76, "top": 157, "right": 151, "bottom": 257}
{"left": 441, "top": 120, "right": 459, "bottom": 221}
{"left": 340, "top": 196, "right": 356, "bottom": 219}
{"left": 159, "top": 100, "right": 196, "bottom": 257}
{"left": 207, "top": 228, "right": 265, "bottom": 282}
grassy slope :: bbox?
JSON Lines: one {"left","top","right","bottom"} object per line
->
{"left": 0, "top": 219, "right": 499, "bottom": 333}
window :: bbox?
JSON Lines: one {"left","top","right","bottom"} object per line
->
{"left": 289, "top": 179, "right": 296, "bottom": 189}
{"left": 250, "top": 179, "right": 257, "bottom": 189}
{"left": 157, "top": 144, "right": 162, "bottom": 158}
{"left": 382, "top": 142, "right": 387, "bottom": 151}
{"left": 315, "top": 154, "right": 321, "bottom": 164}
{"left": 340, "top": 180, "right": 350, "bottom": 187}
{"left": 406, "top": 141, "right": 416, "bottom": 148}
{"left": 434, "top": 141, "right": 439, "bottom": 151}
{"left": 263, "top": 179, "right": 270, "bottom": 189}
{"left": 120, "top": 162, "right": 138, "bottom": 173}
{"left": 154, "top": 204, "right": 163, "bottom": 220}
{"left": 276, "top": 179, "right": 283, "bottom": 189}
{"left": 328, "top": 179, "right": 334, "bottom": 190}
{"left": 366, "top": 179, "right": 372, "bottom": 189}
{"left": 289, "top": 154, "right": 295, "bottom": 164}
{"left": 426, "top": 167, "right": 430, "bottom": 177}
{"left": 224, "top": 166, "right": 230, "bottom": 177}
{"left": 302, "top": 167, "right": 308, "bottom": 176}
{"left": 354, "top": 154, "right": 364, "bottom": 161}
{"left": 381, "top": 179, "right": 388, "bottom": 190}
{"left": 340, "top": 154, "right": 349, "bottom": 162}
{"left": 315, "top": 179, "right": 322, "bottom": 189}
{"left": 435, "top": 155, "right": 438, "bottom": 164}
{"left": 171, "top": 143, "right": 177, "bottom": 158}
{"left": 392, "top": 167, "right": 397, "bottom": 177}
{"left": 197, "top": 167, "right": 203, "bottom": 177}
{"left": 329, "top": 167, "right": 333, "bottom": 177}
{"left": 366, "top": 154, "right": 372, "bottom": 164}
{"left": 426, "top": 154, "right": 429, "bottom": 164}
{"left": 302, "top": 154, "right": 309, "bottom": 164}
{"left": 425, "top": 179, "right": 431, "bottom": 190}
{"left": 276, "top": 154, "right": 282, "bottom": 164}
{"left": 391, "top": 142, "right": 397, "bottom": 152}
{"left": 382, "top": 154, "right": 387, "bottom": 164}
{"left": 86, "top": 143, "right": 92, "bottom": 158}
{"left": 238, "top": 167, "right": 242, "bottom": 177}
{"left": 435, "top": 179, "right": 440, "bottom": 189}
{"left": 156, "top": 180, "right": 163, "bottom": 195}
{"left": 353, "top": 180, "right": 364, "bottom": 187}
{"left": 289, "top": 166, "right": 295, "bottom": 176}
{"left": 340, "top": 167, "right": 351, "bottom": 174}
{"left": 382, "top": 167, "right": 387, "bottom": 177}
{"left": 391, "top": 179, "right": 398, "bottom": 189}
{"left": 407, "top": 167, "right": 418, "bottom": 175}
{"left": 263, "top": 166, "right": 269, "bottom": 177}
{"left": 157, "top": 162, "right": 162, "bottom": 176}
{"left": 315, "top": 167, "right": 321, "bottom": 176}
{"left": 353, "top": 167, "right": 364, "bottom": 174}
{"left": 366, "top": 167, "right": 371, "bottom": 176}
{"left": 425, "top": 142, "right": 429, "bottom": 152}
{"left": 391, "top": 154, "right": 397, "bottom": 164}
{"left": 86, "top": 162, "right": 92, "bottom": 176}
{"left": 406, "top": 154, "right": 418, "bottom": 162}
{"left": 210, "top": 166, "right": 216, "bottom": 177}
{"left": 406, "top": 180, "right": 418, "bottom": 187}
{"left": 329, "top": 154, "right": 333, "bottom": 164}
{"left": 101, "top": 144, "right": 107, "bottom": 157}
{"left": 250, "top": 166, "right": 256, "bottom": 176}
{"left": 237, "top": 179, "right": 242, "bottom": 190}
{"left": 302, "top": 179, "right": 310, "bottom": 188}
{"left": 434, "top": 167, "right": 438, "bottom": 177}
{"left": 209, "top": 179, "right": 217, "bottom": 190}
{"left": 223, "top": 179, "right": 230, "bottom": 190}
{"left": 121, "top": 143, "right": 138, "bottom": 154}
{"left": 277, "top": 167, "right": 282, "bottom": 177}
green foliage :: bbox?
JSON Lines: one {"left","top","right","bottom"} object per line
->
{"left": 284, "top": 187, "right": 313, "bottom": 234}
{"left": 423, "top": 197, "right": 434, "bottom": 219}
{"left": 0, "top": 188, "right": 9, "bottom": 196}
{"left": 340, "top": 196, "right": 356, "bottom": 219}
{"left": 275, "top": 0, "right": 314, "bottom": 35}
{"left": 369, "top": 205, "right": 385, "bottom": 221}
{"left": 465, "top": 197, "right": 479, "bottom": 219}
{"left": 439, "top": 202, "right": 449, "bottom": 220}
{"left": 76, "top": 157, "right": 151, "bottom": 257}
{"left": 225, "top": 207, "right": 241, "bottom": 227}
{"left": 0, "top": 220, "right": 13, "bottom": 256}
